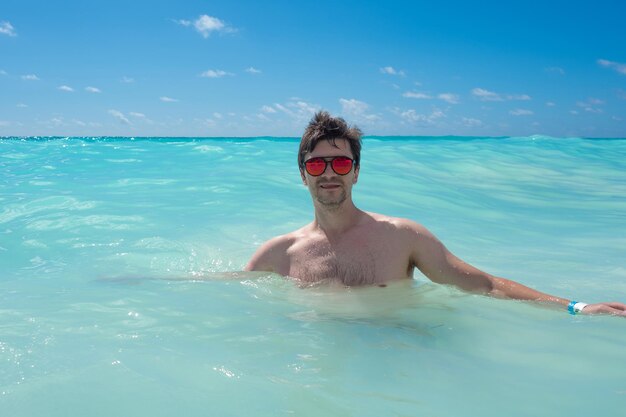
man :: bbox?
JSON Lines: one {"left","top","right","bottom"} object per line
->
{"left": 246, "top": 111, "right": 626, "bottom": 316}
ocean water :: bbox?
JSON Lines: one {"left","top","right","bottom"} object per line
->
{"left": 1, "top": 136, "right": 625, "bottom": 416}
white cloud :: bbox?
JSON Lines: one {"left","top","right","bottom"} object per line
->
{"left": 577, "top": 98, "right": 604, "bottom": 113}
{"left": 0, "top": 69, "right": 7, "bottom": 75}
{"left": 108, "top": 109, "right": 131, "bottom": 125}
{"left": 160, "top": 96, "right": 179, "bottom": 102}
{"left": 403, "top": 91, "right": 432, "bottom": 99}
{"left": 49, "top": 117, "right": 63, "bottom": 127}
{"left": 274, "top": 103, "right": 291, "bottom": 115}
{"left": 399, "top": 108, "right": 445, "bottom": 125}
{"left": 570, "top": 110, "right": 579, "bottom": 115}
{"left": 0, "top": 21, "right": 16, "bottom": 37}
{"left": 0, "top": 120, "right": 11, "bottom": 127}
{"left": 340, "top": 98, "right": 369, "bottom": 115}
{"left": 339, "top": 98, "right": 380, "bottom": 122}
{"left": 380, "top": 66, "right": 405, "bottom": 76}
{"left": 546, "top": 101, "right": 556, "bottom": 107}
{"left": 509, "top": 109, "right": 534, "bottom": 116}
{"left": 404, "top": 91, "right": 460, "bottom": 104}
{"left": 245, "top": 67, "right": 261, "bottom": 74}
{"left": 473, "top": 88, "right": 531, "bottom": 102}
{"left": 272, "top": 99, "right": 320, "bottom": 121}
{"left": 129, "top": 112, "right": 145, "bottom": 118}
{"left": 462, "top": 117, "right": 483, "bottom": 127}
{"left": 545, "top": 67, "right": 565, "bottom": 75}
{"left": 85, "top": 86, "right": 101, "bottom": 93}
{"left": 438, "top": 93, "right": 460, "bottom": 104}
{"left": 177, "top": 14, "right": 235, "bottom": 38}
{"left": 597, "top": 59, "right": 626, "bottom": 75}
{"left": 58, "top": 85, "right": 74, "bottom": 92}
{"left": 195, "top": 15, "right": 225, "bottom": 36}
{"left": 261, "top": 105, "right": 277, "bottom": 113}
{"left": 397, "top": 109, "right": 416, "bottom": 121}
{"left": 73, "top": 119, "right": 87, "bottom": 127}
{"left": 472, "top": 88, "right": 502, "bottom": 101}
{"left": 200, "top": 69, "right": 232, "bottom": 78}
{"left": 21, "top": 74, "right": 40, "bottom": 81}
{"left": 193, "top": 118, "right": 217, "bottom": 128}
{"left": 292, "top": 100, "right": 318, "bottom": 115}
{"left": 579, "top": 106, "right": 603, "bottom": 114}
{"left": 121, "top": 76, "right": 135, "bottom": 83}
{"left": 213, "top": 112, "right": 223, "bottom": 119}
{"left": 16, "top": 103, "right": 28, "bottom": 108}
{"left": 428, "top": 109, "right": 445, "bottom": 120}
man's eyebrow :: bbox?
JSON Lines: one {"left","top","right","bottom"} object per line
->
{"left": 306, "top": 155, "right": 352, "bottom": 159}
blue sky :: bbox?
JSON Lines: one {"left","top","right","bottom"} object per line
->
{"left": 1, "top": 0, "right": 625, "bottom": 137}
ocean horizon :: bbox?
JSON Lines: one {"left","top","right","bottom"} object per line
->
{"left": 3, "top": 134, "right": 626, "bottom": 140}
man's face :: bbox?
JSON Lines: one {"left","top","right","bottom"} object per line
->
{"left": 300, "top": 138, "right": 359, "bottom": 209}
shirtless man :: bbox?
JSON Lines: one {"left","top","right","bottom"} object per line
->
{"left": 246, "top": 111, "right": 626, "bottom": 316}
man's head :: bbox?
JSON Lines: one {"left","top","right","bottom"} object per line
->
{"left": 298, "top": 111, "right": 362, "bottom": 170}
{"left": 299, "top": 111, "right": 363, "bottom": 209}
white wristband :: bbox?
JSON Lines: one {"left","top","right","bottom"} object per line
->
{"left": 568, "top": 300, "right": 589, "bottom": 315}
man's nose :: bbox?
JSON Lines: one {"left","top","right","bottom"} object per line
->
{"left": 320, "top": 161, "right": 334, "bottom": 177}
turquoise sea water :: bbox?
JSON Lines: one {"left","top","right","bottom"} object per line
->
{"left": 1, "top": 136, "right": 625, "bottom": 416}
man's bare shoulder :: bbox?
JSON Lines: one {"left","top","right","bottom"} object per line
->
{"left": 364, "top": 212, "right": 446, "bottom": 268}
{"left": 244, "top": 226, "right": 310, "bottom": 273}
{"left": 365, "top": 212, "right": 430, "bottom": 236}
{"left": 261, "top": 232, "right": 298, "bottom": 250}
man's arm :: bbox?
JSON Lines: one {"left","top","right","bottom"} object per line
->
{"left": 407, "top": 222, "right": 626, "bottom": 316}
{"left": 244, "top": 235, "right": 292, "bottom": 274}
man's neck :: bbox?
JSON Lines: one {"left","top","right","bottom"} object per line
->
{"left": 312, "top": 200, "right": 363, "bottom": 237}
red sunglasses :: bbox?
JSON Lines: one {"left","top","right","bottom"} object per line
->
{"left": 302, "top": 156, "right": 354, "bottom": 176}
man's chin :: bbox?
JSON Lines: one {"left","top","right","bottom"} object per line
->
{"left": 316, "top": 194, "right": 347, "bottom": 209}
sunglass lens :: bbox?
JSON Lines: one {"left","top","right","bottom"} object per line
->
{"left": 305, "top": 158, "right": 326, "bottom": 176}
{"left": 332, "top": 157, "right": 353, "bottom": 175}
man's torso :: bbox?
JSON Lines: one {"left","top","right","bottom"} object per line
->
{"left": 279, "top": 214, "right": 416, "bottom": 285}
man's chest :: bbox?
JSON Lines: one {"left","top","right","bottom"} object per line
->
{"left": 287, "top": 236, "right": 413, "bottom": 285}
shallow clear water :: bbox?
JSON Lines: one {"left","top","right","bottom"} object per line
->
{"left": 1, "top": 136, "right": 625, "bottom": 416}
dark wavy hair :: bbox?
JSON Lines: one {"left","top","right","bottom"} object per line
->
{"left": 298, "top": 111, "right": 363, "bottom": 169}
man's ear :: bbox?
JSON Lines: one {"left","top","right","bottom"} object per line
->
{"left": 353, "top": 165, "right": 359, "bottom": 184}
{"left": 300, "top": 168, "right": 307, "bottom": 185}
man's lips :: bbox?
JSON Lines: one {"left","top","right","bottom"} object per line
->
{"left": 319, "top": 183, "right": 341, "bottom": 189}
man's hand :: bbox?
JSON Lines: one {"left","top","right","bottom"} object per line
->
{"left": 582, "top": 302, "right": 626, "bottom": 316}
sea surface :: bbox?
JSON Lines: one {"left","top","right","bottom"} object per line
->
{"left": 1, "top": 136, "right": 625, "bottom": 416}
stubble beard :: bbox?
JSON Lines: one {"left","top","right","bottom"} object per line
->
{"left": 315, "top": 187, "right": 347, "bottom": 210}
